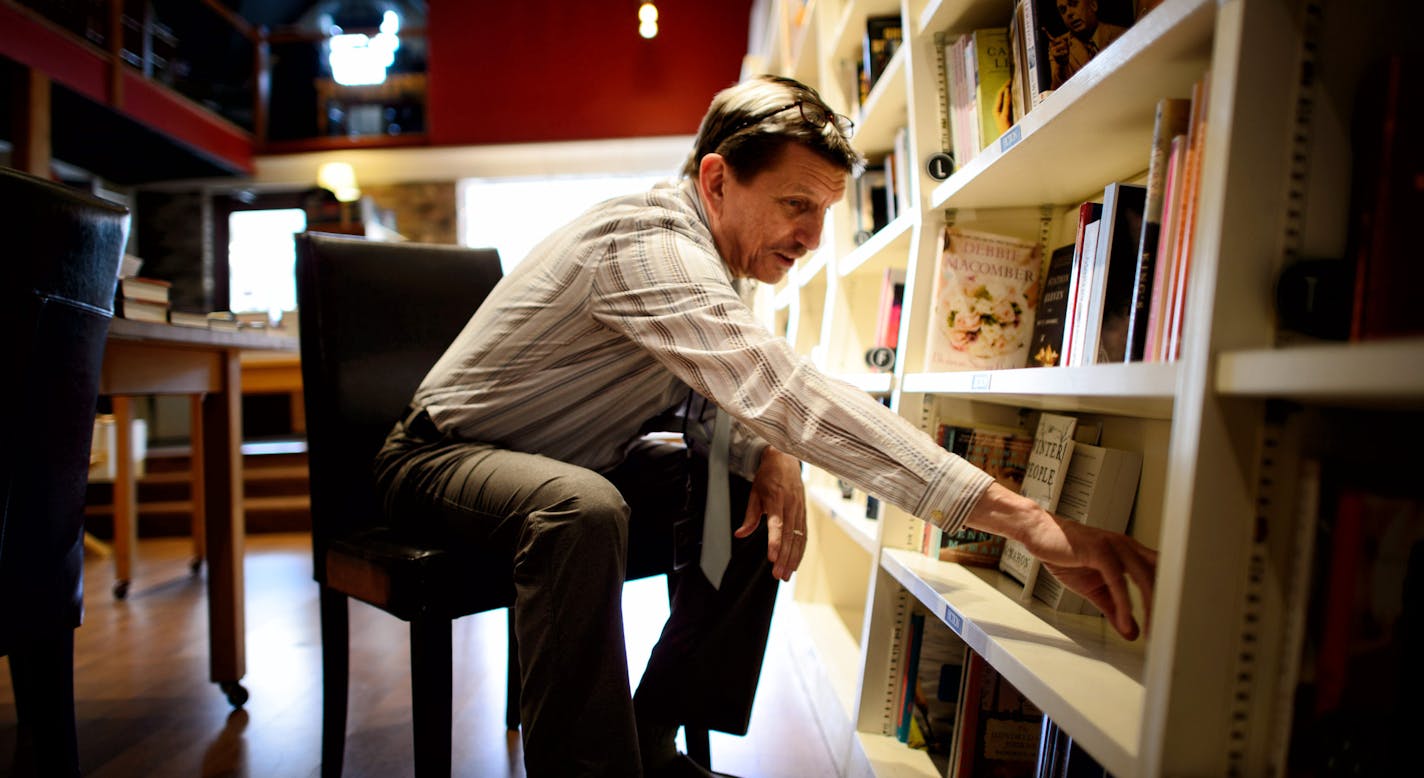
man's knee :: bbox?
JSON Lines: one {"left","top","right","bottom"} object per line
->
{"left": 528, "top": 468, "right": 630, "bottom": 546}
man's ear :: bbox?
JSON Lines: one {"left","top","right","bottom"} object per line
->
{"left": 698, "top": 153, "right": 728, "bottom": 215}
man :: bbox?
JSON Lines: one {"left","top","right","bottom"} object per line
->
{"left": 1046, "top": 0, "right": 1130, "bottom": 88}
{"left": 375, "top": 75, "right": 1156, "bottom": 777}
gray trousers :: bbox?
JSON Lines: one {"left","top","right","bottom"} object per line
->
{"left": 373, "top": 409, "right": 779, "bottom": 777}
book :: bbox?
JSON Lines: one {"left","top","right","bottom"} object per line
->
{"left": 168, "top": 310, "right": 210, "bottom": 329}
{"left": 1142, "top": 133, "right": 1188, "bottom": 361}
{"left": 1032, "top": 443, "right": 1143, "bottom": 613}
{"left": 1018, "top": 0, "right": 1053, "bottom": 108}
{"left": 953, "top": 651, "right": 1045, "bottom": 778}
{"left": 117, "top": 297, "right": 169, "bottom": 323}
{"left": 1081, "top": 182, "right": 1147, "bottom": 364}
{"left": 1287, "top": 481, "right": 1424, "bottom": 775}
{"left": 854, "top": 167, "right": 891, "bottom": 239}
{"left": 1346, "top": 55, "right": 1424, "bottom": 341}
{"left": 120, "top": 276, "right": 172, "bottom": 305}
{"left": 1060, "top": 201, "right": 1103, "bottom": 366}
{"left": 944, "top": 33, "right": 975, "bottom": 167}
{"left": 1125, "top": 97, "right": 1191, "bottom": 362}
{"left": 206, "top": 311, "right": 240, "bottom": 332}
{"left": 1163, "top": 74, "right": 1211, "bottom": 361}
{"left": 925, "top": 226, "right": 1043, "bottom": 372}
{"left": 1034, "top": 0, "right": 1135, "bottom": 91}
{"left": 863, "top": 15, "right": 903, "bottom": 95}
{"left": 932, "top": 424, "right": 1034, "bottom": 566}
{"left": 869, "top": 267, "right": 907, "bottom": 371}
{"left": 1026, "top": 244, "right": 1076, "bottom": 367}
{"left": 897, "top": 609, "right": 927, "bottom": 742}
{"left": 1066, "top": 216, "right": 1102, "bottom": 366}
{"left": 912, "top": 618, "right": 968, "bottom": 754}
{"left": 999, "top": 412, "right": 1077, "bottom": 594}
{"left": 1007, "top": 3, "right": 1028, "bottom": 124}
{"left": 970, "top": 27, "right": 1013, "bottom": 152}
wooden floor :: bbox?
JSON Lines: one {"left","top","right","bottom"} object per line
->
{"left": 0, "top": 534, "right": 839, "bottom": 777}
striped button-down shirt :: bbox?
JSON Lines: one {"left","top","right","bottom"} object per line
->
{"left": 413, "top": 178, "right": 992, "bottom": 534}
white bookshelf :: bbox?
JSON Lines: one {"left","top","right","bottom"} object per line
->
{"left": 746, "top": 0, "right": 1417, "bottom": 775}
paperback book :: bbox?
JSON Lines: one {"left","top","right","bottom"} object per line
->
{"left": 925, "top": 226, "right": 1042, "bottom": 372}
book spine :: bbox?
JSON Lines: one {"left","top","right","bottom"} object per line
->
{"left": 1126, "top": 97, "right": 1191, "bottom": 362}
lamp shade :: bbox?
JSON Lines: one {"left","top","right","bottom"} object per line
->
{"left": 317, "top": 162, "right": 361, "bottom": 202}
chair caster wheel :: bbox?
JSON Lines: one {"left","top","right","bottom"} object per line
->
{"left": 220, "top": 681, "right": 249, "bottom": 708}
{"left": 113, "top": 579, "right": 130, "bottom": 599}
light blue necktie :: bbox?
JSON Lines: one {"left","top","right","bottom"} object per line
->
{"left": 699, "top": 408, "right": 732, "bottom": 589}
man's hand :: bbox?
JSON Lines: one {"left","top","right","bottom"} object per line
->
{"left": 964, "top": 483, "right": 1157, "bottom": 640}
{"left": 739, "top": 446, "right": 807, "bottom": 581}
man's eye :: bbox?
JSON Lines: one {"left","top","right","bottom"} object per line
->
{"left": 786, "top": 199, "right": 807, "bottom": 211}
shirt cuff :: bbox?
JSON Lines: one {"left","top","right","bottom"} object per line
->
{"left": 727, "top": 420, "right": 768, "bottom": 482}
{"left": 913, "top": 455, "right": 995, "bottom": 535}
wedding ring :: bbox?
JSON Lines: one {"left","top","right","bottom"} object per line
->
{"left": 791, "top": 529, "right": 805, "bottom": 536}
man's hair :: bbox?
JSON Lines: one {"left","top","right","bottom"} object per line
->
{"left": 681, "top": 75, "right": 863, "bottom": 181}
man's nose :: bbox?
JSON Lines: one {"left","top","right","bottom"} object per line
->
{"left": 798, "top": 213, "right": 825, "bottom": 251}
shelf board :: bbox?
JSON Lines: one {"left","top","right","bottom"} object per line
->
{"left": 901, "top": 361, "right": 1177, "bottom": 418}
{"left": 1216, "top": 337, "right": 1424, "bottom": 406}
{"left": 831, "top": 0, "right": 905, "bottom": 67}
{"left": 928, "top": 0, "right": 1215, "bottom": 209}
{"left": 857, "top": 731, "right": 939, "bottom": 777}
{"left": 809, "top": 485, "right": 881, "bottom": 553}
{"left": 916, "top": 0, "right": 1017, "bottom": 38}
{"left": 880, "top": 548, "right": 1145, "bottom": 778}
{"left": 855, "top": 45, "right": 909, "bottom": 154}
{"left": 840, "top": 214, "right": 915, "bottom": 278}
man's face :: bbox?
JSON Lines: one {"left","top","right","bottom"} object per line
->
{"left": 1057, "top": 0, "right": 1099, "bottom": 33}
{"left": 704, "top": 143, "right": 847, "bottom": 285}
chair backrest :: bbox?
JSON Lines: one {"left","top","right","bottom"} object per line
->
{"left": 293, "top": 233, "right": 503, "bottom": 565}
{"left": 0, "top": 167, "right": 128, "bottom": 654}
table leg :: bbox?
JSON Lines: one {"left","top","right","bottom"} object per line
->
{"left": 111, "top": 396, "right": 136, "bottom": 599}
{"left": 203, "top": 351, "right": 248, "bottom": 707}
{"left": 188, "top": 394, "right": 206, "bottom": 574}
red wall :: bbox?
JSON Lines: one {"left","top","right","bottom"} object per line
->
{"left": 427, "top": 1, "right": 754, "bottom": 145}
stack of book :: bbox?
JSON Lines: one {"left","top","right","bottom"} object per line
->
{"left": 117, "top": 276, "right": 171, "bottom": 323}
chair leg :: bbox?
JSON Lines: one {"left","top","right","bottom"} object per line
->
{"left": 410, "top": 615, "right": 453, "bottom": 777}
{"left": 505, "top": 607, "right": 521, "bottom": 731}
{"left": 8, "top": 629, "right": 80, "bottom": 778}
{"left": 319, "top": 587, "right": 350, "bottom": 778}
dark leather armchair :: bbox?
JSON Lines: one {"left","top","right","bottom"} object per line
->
{"left": 0, "top": 167, "right": 128, "bottom": 777}
{"left": 295, "top": 232, "right": 711, "bottom": 777}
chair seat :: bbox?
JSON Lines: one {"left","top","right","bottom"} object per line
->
{"left": 325, "top": 528, "right": 514, "bottom": 621}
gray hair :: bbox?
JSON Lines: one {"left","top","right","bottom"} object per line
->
{"left": 680, "top": 75, "right": 863, "bottom": 181}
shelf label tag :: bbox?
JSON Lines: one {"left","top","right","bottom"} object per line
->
{"left": 971, "top": 373, "right": 992, "bottom": 391}
{"left": 999, "top": 125, "right": 1022, "bottom": 154}
{"left": 943, "top": 604, "right": 964, "bottom": 634}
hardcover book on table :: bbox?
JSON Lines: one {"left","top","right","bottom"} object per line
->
{"left": 925, "top": 226, "right": 1042, "bottom": 372}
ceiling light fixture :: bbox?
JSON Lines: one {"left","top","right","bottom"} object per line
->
{"left": 638, "top": 2, "right": 658, "bottom": 39}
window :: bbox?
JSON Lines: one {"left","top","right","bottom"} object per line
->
{"left": 460, "top": 173, "right": 670, "bottom": 274}
{"left": 227, "top": 208, "right": 307, "bottom": 319}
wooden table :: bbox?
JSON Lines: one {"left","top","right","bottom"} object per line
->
{"left": 99, "top": 319, "right": 298, "bottom": 706}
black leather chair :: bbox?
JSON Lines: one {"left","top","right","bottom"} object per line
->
{"left": 294, "top": 233, "right": 709, "bottom": 777}
{"left": 0, "top": 167, "right": 128, "bottom": 777}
